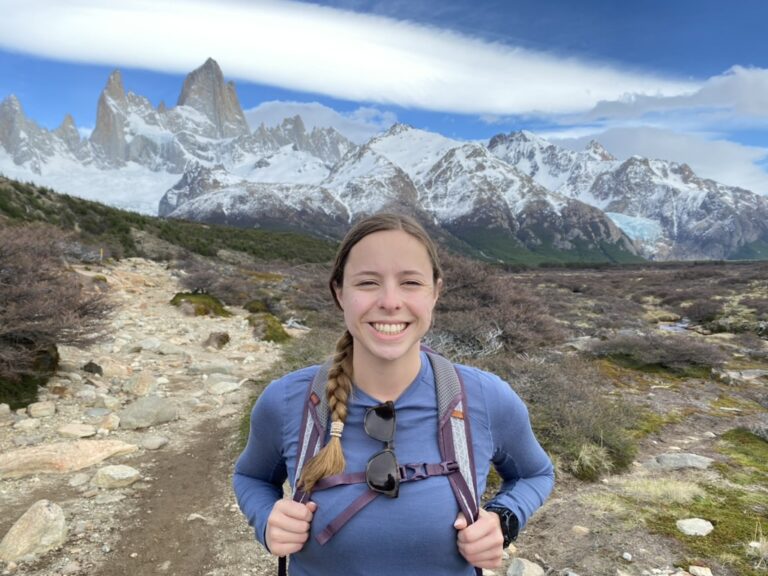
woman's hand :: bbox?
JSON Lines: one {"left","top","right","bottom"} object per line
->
{"left": 265, "top": 499, "right": 318, "bottom": 556}
{"left": 454, "top": 508, "right": 505, "bottom": 569}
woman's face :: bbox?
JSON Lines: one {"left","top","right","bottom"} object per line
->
{"left": 334, "top": 229, "right": 440, "bottom": 369}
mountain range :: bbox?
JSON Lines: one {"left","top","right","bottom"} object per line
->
{"left": 2, "top": 58, "right": 768, "bottom": 263}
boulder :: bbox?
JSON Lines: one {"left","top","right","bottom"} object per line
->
{"left": 676, "top": 518, "right": 714, "bottom": 536}
{"left": 118, "top": 396, "right": 177, "bottom": 430}
{"left": 92, "top": 464, "right": 141, "bottom": 488}
{"left": 0, "top": 500, "right": 67, "bottom": 562}
{"left": 506, "top": 558, "right": 545, "bottom": 576}
{"left": 0, "top": 440, "right": 137, "bottom": 480}
{"left": 647, "top": 453, "right": 714, "bottom": 470}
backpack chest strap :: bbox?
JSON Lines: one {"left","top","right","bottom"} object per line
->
{"left": 312, "top": 460, "right": 459, "bottom": 492}
{"left": 312, "top": 460, "right": 461, "bottom": 546}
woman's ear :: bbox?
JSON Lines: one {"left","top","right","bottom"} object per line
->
{"left": 333, "top": 282, "right": 344, "bottom": 310}
{"left": 434, "top": 278, "right": 443, "bottom": 302}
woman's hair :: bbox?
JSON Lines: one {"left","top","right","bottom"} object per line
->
{"left": 298, "top": 212, "right": 442, "bottom": 494}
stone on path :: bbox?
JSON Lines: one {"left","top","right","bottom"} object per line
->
{"left": 141, "top": 435, "right": 169, "bottom": 450}
{"left": 0, "top": 500, "right": 67, "bottom": 562}
{"left": 0, "top": 440, "right": 138, "bottom": 480}
{"left": 648, "top": 453, "right": 714, "bottom": 470}
{"left": 27, "top": 401, "right": 56, "bottom": 418}
{"left": 118, "top": 396, "right": 178, "bottom": 430}
{"left": 689, "top": 566, "right": 713, "bottom": 576}
{"left": 92, "top": 464, "right": 141, "bottom": 488}
{"left": 58, "top": 423, "right": 97, "bottom": 438}
{"left": 676, "top": 518, "right": 714, "bottom": 536}
{"left": 506, "top": 558, "right": 545, "bottom": 576}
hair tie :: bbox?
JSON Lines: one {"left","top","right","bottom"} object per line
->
{"left": 329, "top": 420, "right": 344, "bottom": 438}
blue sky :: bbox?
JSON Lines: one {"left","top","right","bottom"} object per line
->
{"left": 1, "top": 0, "right": 768, "bottom": 193}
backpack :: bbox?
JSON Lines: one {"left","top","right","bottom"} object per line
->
{"left": 278, "top": 349, "right": 482, "bottom": 576}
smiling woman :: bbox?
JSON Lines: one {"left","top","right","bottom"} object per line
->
{"left": 233, "top": 212, "right": 554, "bottom": 576}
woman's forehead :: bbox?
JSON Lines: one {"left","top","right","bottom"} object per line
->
{"left": 345, "top": 230, "right": 432, "bottom": 268}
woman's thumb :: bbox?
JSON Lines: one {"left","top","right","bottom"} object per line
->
{"left": 453, "top": 512, "right": 467, "bottom": 530}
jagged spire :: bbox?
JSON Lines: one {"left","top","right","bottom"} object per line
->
{"left": 176, "top": 58, "right": 249, "bottom": 138}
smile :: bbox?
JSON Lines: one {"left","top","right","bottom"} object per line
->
{"left": 371, "top": 323, "right": 408, "bottom": 335}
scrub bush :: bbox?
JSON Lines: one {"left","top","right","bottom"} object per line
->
{"left": 0, "top": 223, "right": 112, "bottom": 408}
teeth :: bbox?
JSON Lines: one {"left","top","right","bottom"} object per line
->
{"left": 372, "top": 323, "right": 407, "bottom": 335}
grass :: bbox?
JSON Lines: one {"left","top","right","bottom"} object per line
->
{"left": 169, "top": 292, "right": 232, "bottom": 317}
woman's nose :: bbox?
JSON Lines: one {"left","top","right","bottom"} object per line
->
{"left": 377, "top": 283, "right": 402, "bottom": 310}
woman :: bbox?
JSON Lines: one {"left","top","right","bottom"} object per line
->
{"left": 233, "top": 213, "right": 554, "bottom": 575}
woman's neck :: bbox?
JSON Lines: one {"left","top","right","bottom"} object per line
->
{"left": 352, "top": 347, "right": 422, "bottom": 402}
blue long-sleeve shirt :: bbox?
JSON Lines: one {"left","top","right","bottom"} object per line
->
{"left": 233, "top": 351, "right": 554, "bottom": 575}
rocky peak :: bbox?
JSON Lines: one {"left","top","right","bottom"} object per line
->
{"left": 585, "top": 140, "right": 615, "bottom": 161}
{"left": 176, "top": 58, "right": 249, "bottom": 138}
{"left": 0, "top": 94, "right": 24, "bottom": 116}
{"left": 383, "top": 123, "right": 414, "bottom": 137}
{"left": 103, "top": 70, "right": 127, "bottom": 103}
{"left": 54, "top": 114, "right": 81, "bottom": 150}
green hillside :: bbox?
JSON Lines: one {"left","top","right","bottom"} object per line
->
{"left": 0, "top": 176, "right": 338, "bottom": 263}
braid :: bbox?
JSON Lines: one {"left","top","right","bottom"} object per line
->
{"left": 297, "top": 330, "right": 354, "bottom": 494}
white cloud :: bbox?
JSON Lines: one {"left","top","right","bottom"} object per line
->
{"left": 551, "top": 126, "right": 768, "bottom": 195}
{"left": 0, "top": 0, "right": 697, "bottom": 115}
{"left": 584, "top": 66, "right": 768, "bottom": 124}
{"left": 244, "top": 101, "right": 395, "bottom": 143}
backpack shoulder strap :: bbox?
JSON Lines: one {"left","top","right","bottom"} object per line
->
{"left": 292, "top": 360, "right": 332, "bottom": 497}
{"left": 425, "top": 351, "right": 480, "bottom": 523}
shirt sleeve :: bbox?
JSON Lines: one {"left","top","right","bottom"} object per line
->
{"left": 473, "top": 368, "right": 555, "bottom": 528}
{"left": 232, "top": 375, "right": 291, "bottom": 548}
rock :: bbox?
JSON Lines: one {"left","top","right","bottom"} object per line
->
{"left": 571, "top": 525, "right": 590, "bottom": 536}
{"left": 92, "top": 465, "right": 141, "bottom": 488}
{"left": 81, "top": 361, "right": 103, "bottom": 376}
{"left": 648, "top": 453, "right": 714, "bottom": 470}
{"left": 27, "top": 401, "right": 56, "bottom": 418}
{"left": 0, "top": 403, "right": 10, "bottom": 420}
{"left": 61, "top": 560, "right": 81, "bottom": 574}
{"left": 95, "top": 395, "right": 122, "bottom": 411}
{"left": 206, "top": 380, "right": 241, "bottom": 395}
{"left": 0, "top": 440, "right": 138, "bottom": 480}
{"left": 0, "top": 500, "right": 67, "bottom": 562}
{"left": 688, "top": 567, "right": 713, "bottom": 576}
{"left": 68, "top": 473, "right": 91, "bottom": 487}
{"left": 123, "top": 371, "right": 157, "bottom": 397}
{"left": 98, "top": 413, "right": 120, "bottom": 431}
{"left": 57, "top": 423, "right": 97, "bottom": 438}
{"left": 202, "top": 331, "right": 230, "bottom": 349}
{"left": 83, "top": 408, "right": 111, "bottom": 423}
{"left": 506, "top": 558, "right": 545, "bottom": 576}
{"left": 676, "top": 518, "right": 714, "bottom": 536}
{"left": 13, "top": 419, "right": 40, "bottom": 431}
{"left": 118, "top": 396, "right": 178, "bottom": 430}
{"left": 141, "top": 435, "right": 169, "bottom": 450}
{"left": 621, "top": 552, "right": 632, "bottom": 562}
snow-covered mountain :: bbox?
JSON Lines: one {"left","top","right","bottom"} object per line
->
{"left": 490, "top": 130, "right": 768, "bottom": 259}
{"left": 2, "top": 58, "right": 767, "bottom": 261}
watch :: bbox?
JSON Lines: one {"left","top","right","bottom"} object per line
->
{"left": 483, "top": 504, "right": 519, "bottom": 548}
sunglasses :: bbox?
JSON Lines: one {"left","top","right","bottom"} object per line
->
{"left": 364, "top": 400, "right": 399, "bottom": 498}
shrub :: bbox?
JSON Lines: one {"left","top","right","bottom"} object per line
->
{"left": 432, "top": 251, "right": 564, "bottom": 358}
{"left": 0, "top": 223, "right": 112, "bottom": 408}
{"left": 476, "top": 353, "right": 638, "bottom": 480}
{"left": 248, "top": 313, "right": 291, "bottom": 343}
{"left": 169, "top": 292, "right": 232, "bottom": 317}
{"left": 588, "top": 332, "right": 727, "bottom": 377}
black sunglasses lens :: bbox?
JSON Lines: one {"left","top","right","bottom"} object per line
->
{"left": 367, "top": 449, "right": 399, "bottom": 498}
{"left": 365, "top": 401, "right": 395, "bottom": 442}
